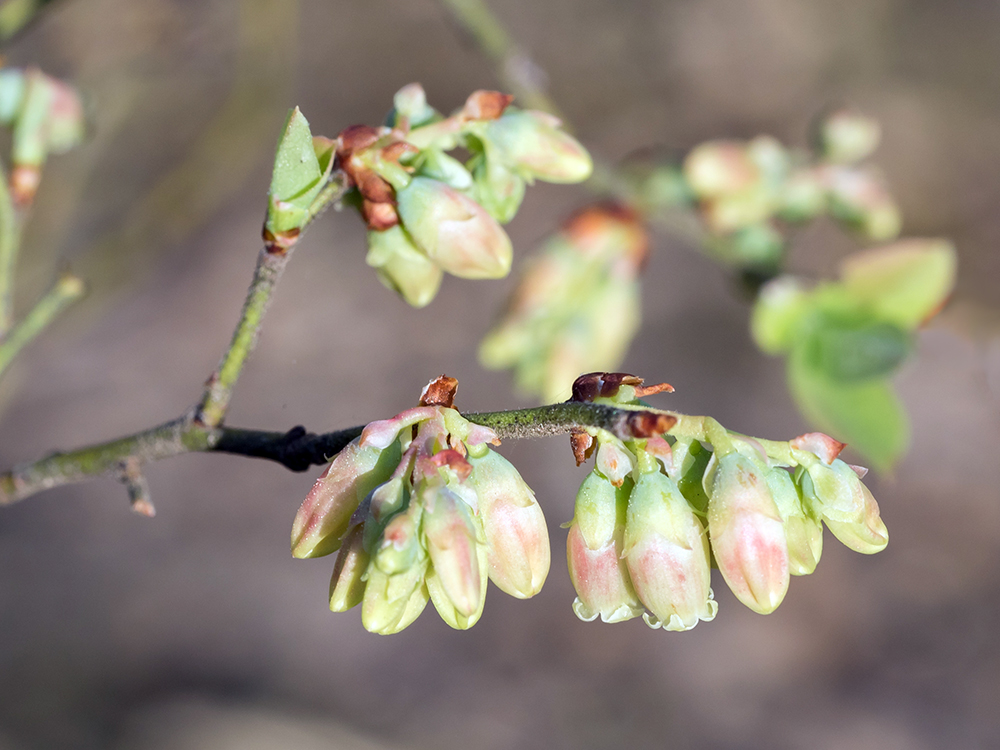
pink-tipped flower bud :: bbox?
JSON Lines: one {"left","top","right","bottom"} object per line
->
{"left": 468, "top": 448, "right": 550, "bottom": 599}
{"left": 766, "top": 467, "right": 823, "bottom": 576}
{"left": 396, "top": 176, "right": 513, "bottom": 279}
{"left": 485, "top": 109, "right": 593, "bottom": 184}
{"left": 329, "top": 524, "right": 369, "bottom": 612}
{"left": 705, "top": 452, "right": 790, "bottom": 614}
{"left": 683, "top": 141, "right": 760, "bottom": 199}
{"left": 421, "top": 485, "right": 488, "bottom": 629}
{"left": 291, "top": 438, "right": 400, "bottom": 559}
{"left": 566, "top": 471, "right": 644, "bottom": 623}
{"left": 623, "top": 470, "right": 717, "bottom": 631}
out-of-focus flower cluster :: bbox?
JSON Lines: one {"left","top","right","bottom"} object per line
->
{"left": 564, "top": 373, "right": 887, "bottom": 630}
{"left": 0, "top": 67, "right": 85, "bottom": 205}
{"left": 622, "top": 109, "right": 900, "bottom": 272}
{"left": 290, "top": 376, "right": 549, "bottom": 634}
{"left": 479, "top": 205, "right": 648, "bottom": 402}
{"left": 333, "top": 84, "right": 592, "bottom": 307}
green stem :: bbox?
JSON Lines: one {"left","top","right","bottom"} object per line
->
{"left": 0, "top": 159, "right": 20, "bottom": 335}
{"left": 437, "top": 0, "right": 563, "bottom": 117}
{"left": 0, "top": 272, "right": 84, "bottom": 377}
{"left": 194, "top": 176, "right": 349, "bottom": 428}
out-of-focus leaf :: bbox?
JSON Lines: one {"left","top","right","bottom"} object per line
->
{"left": 801, "top": 318, "right": 912, "bottom": 382}
{"left": 267, "top": 107, "right": 323, "bottom": 234}
{"left": 750, "top": 276, "right": 809, "bottom": 354}
{"left": 840, "top": 239, "right": 957, "bottom": 329}
{"left": 788, "top": 343, "right": 909, "bottom": 471}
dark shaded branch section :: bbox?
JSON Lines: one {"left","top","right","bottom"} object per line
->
{"left": 0, "top": 402, "right": 678, "bottom": 506}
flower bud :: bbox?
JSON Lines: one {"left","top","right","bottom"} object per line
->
{"left": 468, "top": 449, "right": 550, "bottom": 598}
{"left": 422, "top": 485, "right": 488, "bottom": 629}
{"left": 822, "top": 482, "right": 887, "bottom": 554}
{"left": 472, "top": 153, "right": 526, "bottom": 224}
{"left": 814, "top": 108, "right": 881, "bottom": 164}
{"left": 623, "top": 471, "right": 717, "bottom": 631}
{"left": 485, "top": 109, "right": 592, "bottom": 183}
{"left": 362, "top": 501, "right": 429, "bottom": 634}
{"left": 683, "top": 141, "right": 759, "bottom": 198}
{"left": 766, "top": 467, "right": 822, "bottom": 576}
{"left": 566, "top": 471, "right": 643, "bottom": 623}
{"left": 595, "top": 438, "right": 636, "bottom": 488}
{"left": 329, "top": 524, "right": 369, "bottom": 612}
{"left": 291, "top": 438, "right": 401, "bottom": 558}
{"left": 824, "top": 165, "right": 902, "bottom": 241}
{"left": 366, "top": 226, "right": 443, "bottom": 308}
{"left": 387, "top": 82, "right": 438, "bottom": 130}
{"left": 362, "top": 564, "right": 429, "bottom": 635}
{"left": 396, "top": 176, "right": 513, "bottom": 279}
{"left": 705, "top": 452, "right": 789, "bottom": 614}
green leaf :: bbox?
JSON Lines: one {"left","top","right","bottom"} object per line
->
{"left": 801, "top": 318, "right": 912, "bottom": 382}
{"left": 750, "top": 276, "right": 810, "bottom": 354}
{"left": 840, "top": 239, "right": 957, "bottom": 329}
{"left": 788, "top": 343, "right": 909, "bottom": 471}
{"left": 267, "top": 107, "right": 324, "bottom": 234}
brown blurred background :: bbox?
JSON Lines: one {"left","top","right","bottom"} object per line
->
{"left": 0, "top": 0, "right": 998, "bottom": 748}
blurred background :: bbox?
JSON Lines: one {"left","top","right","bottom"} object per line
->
{"left": 0, "top": 0, "right": 998, "bottom": 748}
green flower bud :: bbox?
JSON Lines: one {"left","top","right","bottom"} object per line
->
{"left": 468, "top": 449, "right": 550, "bottom": 599}
{"left": 0, "top": 68, "right": 24, "bottom": 123}
{"left": 814, "top": 108, "right": 881, "bottom": 164}
{"left": 471, "top": 151, "right": 526, "bottom": 224}
{"left": 485, "top": 109, "right": 592, "bottom": 183}
{"left": 386, "top": 82, "right": 438, "bottom": 130}
{"left": 766, "top": 467, "right": 822, "bottom": 576}
{"left": 396, "top": 176, "right": 513, "bottom": 279}
{"left": 778, "top": 169, "right": 827, "bottom": 223}
{"left": 415, "top": 149, "right": 474, "bottom": 191}
{"left": 366, "top": 226, "right": 443, "bottom": 308}
{"left": 623, "top": 470, "right": 717, "bottom": 631}
{"left": 422, "top": 486, "right": 488, "bottom": 629}
{"left": 361, "top": 562, "right": 429, "bottom": 635}
{"left": 329, "top": 524, "right": 369, "bottom": 612}
{"left": 566, "top": 471, "right": 643, "bottom": 623}
{"left": 822, "top": 482, "right": 888, "bottom": 554}
{"left": 705, "top": 452, "right": 790, "bottom": 614}
{"left": 825, "top": 165, "right": 901, "bottom": 242}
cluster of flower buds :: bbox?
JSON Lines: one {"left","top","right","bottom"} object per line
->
{"left": 564, "top": 372, "right": 888, "bottom": 630}
{"left": 479, "top": 205, "right": 648, "bottom": 402}
{"left": 0, "top": 67, "right": 85, "bottom": 205}
{"left": 334, "top": 84, "right": 592, "bottom": 307}
{"left": 290, "top": 376, "right": 550, "bottom": 634}
{"left": 618, "top": 109, "right": 899, "bottom": 271}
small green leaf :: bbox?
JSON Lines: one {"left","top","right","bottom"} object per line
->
{"left": 267, "top": 107, "right": 324, "bottom": 234}
{"left": 840, "top": 239, "right": 957, "bottom": 329}
{"left": 788, "top": 343, "right": 909, "bottom": 471}
{"left": 801, "top": 318, "right": 912, "bottom": 382}
{"left": 750, "top": 276, "right": 810, "bottom": 354}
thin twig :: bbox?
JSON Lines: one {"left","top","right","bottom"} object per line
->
{"left": 437, "top": 0, "right": 562, "bottom": 118}
{"left": 0, "top": 272, "right": 85, "bottom": 378}
{"left": 0, "top": 158, "right": 20, "bottom": 335}
{"left": 0, "top": 402, "right": 686, "bottom": 506}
